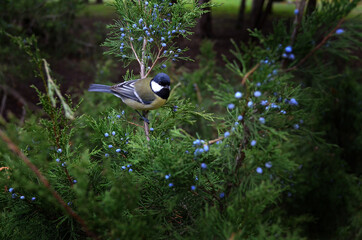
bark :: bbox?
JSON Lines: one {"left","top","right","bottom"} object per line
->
{"left": 236, "top": 0, "right": 247, "bottom": 29}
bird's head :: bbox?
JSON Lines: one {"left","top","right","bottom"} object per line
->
{"left": 150, "top": 73, "right": 170, "bottom": 100}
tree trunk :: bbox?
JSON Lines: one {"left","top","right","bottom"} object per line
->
{"left": 83, "top": 0, "right": 89, "bottom": 3}
{"left": 306, "top": 0, "right": 317, "bottom": 15}
{"left": 236, "top": 0, "right": 247, "bottom": 29}
{"left": 251, "top": 0, "right": 265, "bottom": 29}
{"left": 197, "top": 0, "right": 212, "bottom": 38}
{"left": 259, "top": 0, "right": 273, "bottom": 28}
{"left": 96, "top": 0, "right": 103, "bottom": 4}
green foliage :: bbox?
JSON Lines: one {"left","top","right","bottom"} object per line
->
{"left": 1, "top": 0, "right": 361, "bottom": 239}
{"left": 102, "top": 0, "right": 211, "bottom": 76}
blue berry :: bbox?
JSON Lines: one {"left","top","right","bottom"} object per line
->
{"left": 193, "top": 139, "right": 201, "bottom": 145}
{"left": 129, "top": 168, "right": 133, "bottom": 172}
{"left": 177, "top": 49, "right": 181, "bottom": 52}
{"left": 256, "top": 82, "right": 261, "bottom": 87}
{"left": 289, "top": 54, "right": 295, "bottom": 60}
{"left": 132, "top": 24, "right": 137, "bottom": 28}
{"left": 9, "top": 188, "right": 14, "bottom": 193}
{"left": 143, "top": 26, "right": 148, "bottom": 31}
{"left": 161, "top": 37, "right": 165, "bottom": 41}
{"left": 165, "top": 174, "right": 170, "bottom": 180}
{"left": 145, "top": 1, "right": 149, "bottom": 6}
{"left": 73, "top": 180, "right": 77, "bottom": 184}
{"left": 191, "top": 185, "right": 196, "bottom": 191}
{"left": 168, "top": 183, "right": 173, "bottom": 187}
{"left": 265, "top": 161, "right": 272, "bottom": 168}
{"left": 122, "top": 166, "right": 126, "bottom": 170}
{"left": 238, "top": 115, "right": 243, "bottom": 121}
{"left": 261, "top": 100, "right": 268, "bottom": 106}
{"left": 139, "top": 18, "right": 143, "bottom": 24}
{"left": 235, "top": 91, "right": 242, "bottom": 99}
{"left": 219, "top": 192, "right": 225, "bottom": 198}
{"left": 138, "top": 37, "right": 143, "bottom": 41}
{"left": 227, "top": 103, "right": 235, "bottom": 110}
{"left": 104, "top": 133, "right": 109, "bottom": 137}
{"left": 148, "top": 38, "right": 154, "bottom": 42}
{"left": 259, "top": 117, "right": 265, "bottom": 124}
{"left": 289, "top": 98, "right": 298, "bottom": 106}
{"left": 31, "top": 197, "right": 36, "bottom": 201}
{"left": 251, "top": 140, "right": 257, "bottom": 146}
{"left": 224, "top": 131, "right": 230, "bottom": 138}
{"left": 294, "top": 9, "right": 299, "bottom": 15}
{"left": 336, "top": 29, "right": 344, "bottom": 34}
{"left": 105, "top": 153, "right": 109, "bottom": 157}
{"left": 247, "top": 101, "right": 253, "bottom": 108}
{"left": 254, "top": 91, "right": 262, "bottom": 97}
{"left": 293, "top": 124, "right": 300, "bottom": 129}
{"left": 150, "top": 128, "right": 154, "bottom": 131}
{"left": 120, "top": 28, "right": 124, "bottom": 31}
{"left": 235, "top": 122, "right": 239, "bottom": 126}
{"left": 108, "top": 145, "right": 113, "bottom": 148}
{"left": 201, "top": 163, "right": 207, "bottom": 169}
{"left": 161, "top": 43, "right": 166, "bottom": 47}
{"left": 300, "top": 119, "right": 304, "bottom": 124}
{"left": 161, "top": 64, "right": 166, "bottom": 69}
{"left": 56, "top": 158, "right": 60, "bottom": 162}
{"left": 203, "top": 145, "right": 209, "bottom": 152}
{"left": 61, "top": 162, "right": 66, "bottom": 167}
{"left": 280, "top": 110, "right": 287, "bottom": 114}
{"left": 195, "top": 176, "right": 199, "bottom": 181}
{"left": 285, "top": 46, "right": 293, "bottom": 53}
{"left": 116, "top": 149, "right": 121, "bottom": 153}
{"left": 57, "top": 148, "right": 62, "bottom": 153}
{"left": 256, "top": 167, "right": 263, "bottom": 174}
{"left": 12, "top": 193, "right": 17, "bottom": 199}
{"left": 112, "top": 131, "right": 116, "bottom": 136}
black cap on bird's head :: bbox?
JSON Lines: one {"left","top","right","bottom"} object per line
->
{"left": 151, "top": 73, "right": 170, "bottom": 100}
{"left": 153, "top": 73, "right": 170, "bottom": 87}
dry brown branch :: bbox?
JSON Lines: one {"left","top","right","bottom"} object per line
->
{"left": 241, "top": 63, "right": 260, "bottom": 86}
{"left": 0, "top": 130, "right": 99, "bottom": 240}
{"left": 285, "top": 18, "right": 345, "bottom": 72}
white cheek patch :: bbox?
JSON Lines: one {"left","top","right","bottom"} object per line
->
{"left": 151, "top": 81, "right": 163, "bottom": 92}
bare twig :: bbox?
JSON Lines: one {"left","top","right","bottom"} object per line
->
{"left": 285, "top": 18, "right": 345, "bottom": 72}
{"left": 241, "top": 63, "right": 260, "bottom": 86}
{"left": 127, "top": 120, "right": 144, "bottom": 128}
{"left": 129, "top": 40, "right": 142, "bottom": 67}
{"left": 208, "top": 137, "right": 224, "bottom": 145}
{"left": 142, "top": 111, "right": 150, "bottom": 141}
{"left": 0, "top": 130, "right": 99, "bottom": 240}
{"left": 290, "top": 0, "right": 306, "bottom": 46}
{"left": 145, "top": 47, "right": 164, "bottom": 78}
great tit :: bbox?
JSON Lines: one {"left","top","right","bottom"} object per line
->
{"left": 88, "top": 73, "right": 171, "bottom": 122}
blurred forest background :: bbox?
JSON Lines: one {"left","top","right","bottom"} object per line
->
{"left": 1, "top": 0, "right": 362, "bottom": 239}
{"left": 2, "top": 0, "right": 360, "bottom": 119}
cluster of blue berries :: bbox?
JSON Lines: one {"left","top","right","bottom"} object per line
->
{"left": 256, "top": 161, "right": 273, "bottom": 174}
{"left": 8, "top": 187, "right": 36, "bottom": 201}
{"left": 282, "top": 46, "right": 295, "bottom": 60}
{"left": 121, "top": 164, "right": 133, "bottom": 172}
{"left": 193, "top": 139, "right": 209, "bottom": 156}
{"left": 103, "top": 130, "right": 129, "bottom": 158}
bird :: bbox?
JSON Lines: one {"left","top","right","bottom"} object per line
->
{"left": 88, "top": 73, "right": 171, "bottom": 123}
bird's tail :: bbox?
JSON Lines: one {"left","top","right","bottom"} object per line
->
{"left": 88, "top": 84, "right": 112, "bottom": 93}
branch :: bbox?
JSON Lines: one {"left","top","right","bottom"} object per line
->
{"left": 145, "top": 47, "right": 164, "bottom": 78}
{"left": 241, "top": 63, "right": 260, "bottom": 86}
{"left": 0, "top": 130, "right": 99, "bottom": 240}
{"left": 285, "top": 18, "right": 345, "bottom": 72}
{"left": 129, "top": 40, "right": 142, "bottom": 68}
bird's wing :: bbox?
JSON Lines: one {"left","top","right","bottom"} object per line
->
{"left": 110, "top": 79, "right": 144, "bottom": 104}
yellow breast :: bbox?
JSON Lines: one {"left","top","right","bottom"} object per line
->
{"left": 123, "top": 95, "right": 167, "bottom": 110}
